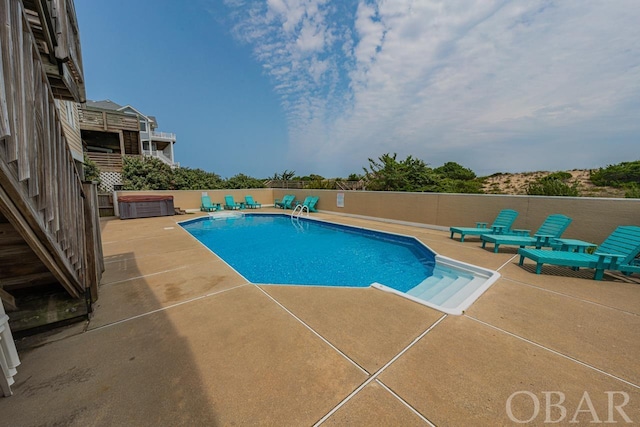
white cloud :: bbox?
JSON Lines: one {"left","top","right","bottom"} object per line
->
{"left": 224, "top": 0, "right": 640, "bottom": 176}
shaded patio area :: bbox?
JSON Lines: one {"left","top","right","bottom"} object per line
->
{"left": 1, "top": 210, "right": 639, "bottom": 425}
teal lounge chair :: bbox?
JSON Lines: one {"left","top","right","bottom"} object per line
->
{"left": 618, "top": 256, "right": 640, "bottom": 276}
{"left": 450, "top": 209, "right": 519, "bottom": 242}
{"left": 200, "top": 194, "right": 220, "bottom": 212}
{"left": 275, "top": 194, "right": 295, "bottom": 209}
{"left": 518, "top": 225, "right": 640, "bottom": 280}
{"left": 295, "top": 196, "right": 313, "bottom": 207}
{"left": 307, "top": 196, "right": 319, "bottom": 212}
{"left": 244, "top": 195, "right": 261, "bottom": 209}
{"left": 295, "top": 196, "right": 319, "bottom": 213}
{"left": 224, "top": 195, "right": 243, "bottom": 210}
{"left": 481, "top": 214, "right": 572, "bottom": 253}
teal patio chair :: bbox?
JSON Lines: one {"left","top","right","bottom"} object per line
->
{"left": 481, "top": 214, "right": 572, "bottom": 253}
{"left": 295, "top": 196, "right": 319, "bottom": 213}
{"left": 307, "top": 196, "right": 319, "bottom": 212}
{"left": 244, "top": 195, "right": 261, "bottom": 209}
{"left": 449, "top": 209, "right": 519, "bottom": 242}
{"left": 295, "top": 196, "right": 313, "bottom": 207}
{"left": 275, "top": 194, "right": 295, "bottom": 209}
{"left": 518, "top": 225, "right": 640, "bottom": 280}
{"left": 224, "top": 195, "right": 243, "bottom": 210}
{"left": 618, "top": 256, "right": 640, "bottom": 276}
{"left": 200, "top": 194, "right": 220, "bottom": 212}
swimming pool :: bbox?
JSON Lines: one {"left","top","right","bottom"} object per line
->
{"left": 180, "top": 213, "right": 499, "bottom": 314}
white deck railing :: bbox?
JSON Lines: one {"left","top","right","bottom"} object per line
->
{"left": 151, "top": 131, "right": 176, "bottom": 140}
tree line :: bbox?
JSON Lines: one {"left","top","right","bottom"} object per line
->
{"left": 83, "top": 154, "right": 640, "bottom": 197}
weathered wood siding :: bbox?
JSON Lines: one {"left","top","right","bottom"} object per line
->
{"left": 55, "top": 99, "right": 83, "bottom": 161}
{"left": 85, "top": 152, "right": 123, "bottom": 172}
{"left": 0, "top": 0, "right": 99, "bottom": 299}
{"left": 23, "top": 0, "right": 85, "bottom": 101}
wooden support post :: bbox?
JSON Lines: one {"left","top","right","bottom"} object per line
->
{"left": 82, "top": 182, "right": 102, "bottom": 302}
{"left": 118, "top": 130, "right": 125, "bottom": 155}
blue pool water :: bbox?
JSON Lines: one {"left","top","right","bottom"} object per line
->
{"left": 181, "top": 214, "right": 436, "bottom": 291}
{"left": 180, "top": 213, "right": 500, "bottom": 314}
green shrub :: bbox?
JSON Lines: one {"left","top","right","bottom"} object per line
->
{"left": 225, "top": 173, "right": 265, "bottom": 189}
{"left": 172, "top": 167, "right": 224, "bottom": 190}
{"left": 545, "top": 171, "right": 572, "bottom": 181}
{"left": 434, "top": 162, "right": 476, "bottom": 180}
{"left": 590, "top": 161, "right": 640, "bottom": 187}
{"left": 83, "top": 155, "right": 101, "bottom": 184}
{"left": 122, "top": 156, "right": 172, "bottom": 190}
{"left": 527, "top": 177, "right": 579, "bottom": 196}
{"left": 624, "top": 183, "right": 640, "bottom": 198}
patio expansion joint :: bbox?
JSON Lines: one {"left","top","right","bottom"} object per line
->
{"left": 374, "top": 378, "right": 435, "bottom": 426}
{"left": 254, "top": 285, "right": 369, "bottom": 376}
{"left": 497, "top": 254, "right": 519, "bottom": 272}
{"left": 86, "top": 283, "right": 251, "bottom": 332}
{"left": 502, "top": 277, "right": 640, "bottom": 318}
{"left": 313, "top": 314, "right": 447, "bottom": 426}
{"left": 464, "top": 315, "right": 640, "bottom": 391}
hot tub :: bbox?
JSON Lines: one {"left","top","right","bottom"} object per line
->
{"left": 118, "top": 195, "right": 174, "bottom": 219}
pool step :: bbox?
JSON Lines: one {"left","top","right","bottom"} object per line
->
{"left": 407, "top": 269, "right": 478, "bottom": 306}
{"left": 438, "top": 276, "right": 488, "bottom": 309}
{"left": 407, "top": 269, "right": 459, "bottom": 299}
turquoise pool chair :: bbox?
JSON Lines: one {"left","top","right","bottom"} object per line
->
{"left": 275, "top": 194, "right": 295, "bottom": 209}
{"left": 518, "top": 225, "right": 640, "bottom": 280}
{"left": 200, "top": 195, "right": 220, "bottom": 212}
{"left": 449, "top": 209, "right": 519, "bottom": 242}
{"left": 481, "top": 214, "right": 572, "bottom": 253}
{"left": 224, "top": 195, "right": 243, "bottom": 210}
{"left": 307, "top": 196, "right": 319, "bottom": 212}
{"left": 244, "top": 195, "right": 261, "bottom": 209}
{"left": 618, "top": 256, "right": 640, "bottom": 276}
{"left": 295, "top": 196, "right": 319, "bottom": 212}
{"left": 295, "top": 196, "right": 313, "bottom": 206}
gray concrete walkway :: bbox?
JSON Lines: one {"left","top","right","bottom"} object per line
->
{"left": 1, "top": 210, "right": 639, "bottom": 425}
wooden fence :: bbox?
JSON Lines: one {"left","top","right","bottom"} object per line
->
{"left": 264, "top": 180, "right": 366, "bottom": 190}
{"left": 0, "top": 0, "right": 101, "bottom": 300}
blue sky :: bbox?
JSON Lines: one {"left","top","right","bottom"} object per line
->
{"left": 76, "top": 0, "right": 640, "bottom": 179}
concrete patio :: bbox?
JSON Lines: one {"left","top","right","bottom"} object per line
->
{"left": 1, "top": 209, "right": 639, "bottom": 425}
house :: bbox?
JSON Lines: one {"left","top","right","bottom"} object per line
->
{"left": 115, "top": 103, "right": 178, "bottom": 168}
{"left": 79, "top": 100, "right": 178, "bottom": 192}
{"left": 1, "top": 0, "right": 104, "bottom": 395}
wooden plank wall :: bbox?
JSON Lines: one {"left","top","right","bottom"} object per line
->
{"left": 0, "top": 0, "right": 100, "bottom": 301}
{"left": 85, "top": 152, "right": 123, "bottom": 172}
